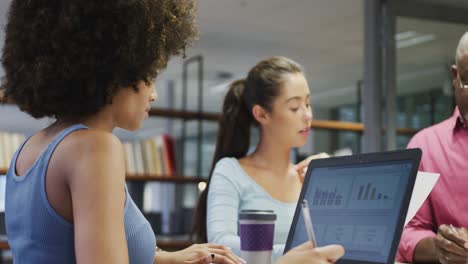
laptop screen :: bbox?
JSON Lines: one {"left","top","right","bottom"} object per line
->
{"left": 286, "top": 159, "right": 415, "bottom": 263}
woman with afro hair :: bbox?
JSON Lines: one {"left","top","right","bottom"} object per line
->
{"left": 1, "top": 1, "right": 244, "bottom": 263}
{"left": 1, "top": 0, "right": 343, "bottom": 263}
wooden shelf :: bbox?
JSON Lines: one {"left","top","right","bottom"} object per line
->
{"left": 0, "top": 90, "right": 6, "bottom": 104}
{"left": 0, "top": 92, "right": 418, "bottom": 135}
{"left": 0, "top": 169, "right": 206, "bottom": 183}
{"left": 149, "top": 108, "right": 418, "bottom": 135}
{"left": 157, "top": 240, "right": 194, "bottom": 250}
{"left": 310, "top": 119, "right": 363, "bottom": 132}
{"left": 149, "top": 108, "right": 366, "bottom": 131}
{"left": 0, "top": 241, "right": 8, "bottom": 250}
{"left": 126, "top": 174, "right": 206, "bottom": 183}
{"left": 0, "top": 169, "right": 6, "bottom": 175}
{"left": 309, "top": 120, "right": 417, "bottom": 135}
{"left": 149, "top": 108, "right": 220, "bottom": 122}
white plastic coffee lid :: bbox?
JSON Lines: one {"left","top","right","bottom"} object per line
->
{"left": 239, "top": 210, "right": 277, "bottom": 221}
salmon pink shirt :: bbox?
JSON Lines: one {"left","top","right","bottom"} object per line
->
{"left": 397, "top": 108, "right": 468, "bottom": 262}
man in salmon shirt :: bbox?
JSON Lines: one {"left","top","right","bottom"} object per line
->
{"left": 397, "top": 32, "right": 468, "bottom": 264}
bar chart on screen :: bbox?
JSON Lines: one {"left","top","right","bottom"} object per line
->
{"left": 348, "top": 173, "right": 400, "bottom": 210}
{"left": 308, "top": 170, "right": 401, "bottom": 211}
{"left": 309, "top": 176, "right": 353, "bottom": 209}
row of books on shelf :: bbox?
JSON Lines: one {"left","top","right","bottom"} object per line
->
{"left": 0, "top": 132, "right": 26, "bottom": 171}
{"left": 124, "top": 134, "right": 177, "bottom": 177}
{"left": 0, "top": 131, "right": 178, "bottom": 178}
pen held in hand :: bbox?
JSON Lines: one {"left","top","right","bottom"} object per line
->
{"left": 449, "top": 224, "right": 468, "bottom": 249}
{"left": 301, "top": 199, "right": 318, "bottom": 248}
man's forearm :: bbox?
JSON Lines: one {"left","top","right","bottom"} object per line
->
{"left": 413, "top": 237, "right": 438, "bottom": 263}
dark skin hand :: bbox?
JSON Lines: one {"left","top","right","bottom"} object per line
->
{"left": 414, "top": 224, "right": 468, "bottom": 264}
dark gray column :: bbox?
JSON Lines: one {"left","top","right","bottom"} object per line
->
{"left": 383, "top": 1, "right": 397, "bottom": 150}
{"left": 363, "top": 0, "right": 383, "bottom": 153}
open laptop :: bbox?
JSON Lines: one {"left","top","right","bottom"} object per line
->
{"left": 284, "top": 149, "right": 421, "bottom": 264}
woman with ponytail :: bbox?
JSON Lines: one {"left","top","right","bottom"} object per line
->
{"left": 193, "top": 56, "right": 343, "bottom": 263}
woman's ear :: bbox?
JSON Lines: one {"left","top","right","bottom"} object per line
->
{"left": 252, "top": 104, "right": 270, "bottom": 125}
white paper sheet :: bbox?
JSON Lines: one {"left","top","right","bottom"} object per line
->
{"left": 405, "top": 171, "right": 440, "bottom": 226}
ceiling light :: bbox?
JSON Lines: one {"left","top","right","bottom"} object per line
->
{"left": 395, "top": 31, "right": 418, "bottom": 41}
{"left": 395, "top": 31, "right": 436, "bottom": 49}
{"left": 198, "top": 182, "right": 207, "bottom": 192}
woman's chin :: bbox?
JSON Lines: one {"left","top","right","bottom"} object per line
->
{"left": 118, "top": 122, "right": 142, "bottom": 132}
{"left": 292, "top": 141, "right": 308, "bottom": 149}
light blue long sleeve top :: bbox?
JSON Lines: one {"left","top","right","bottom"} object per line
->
{"left": 206, "top": 157, "right": 297, "bottom": 263}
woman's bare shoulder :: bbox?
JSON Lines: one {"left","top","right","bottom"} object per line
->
{"left": 55, "top": 129, "right": 126, "bottom": 184}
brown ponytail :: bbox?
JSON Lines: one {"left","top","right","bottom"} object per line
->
{"left": 192, "top": 79, "right": 252, "bottom": 242}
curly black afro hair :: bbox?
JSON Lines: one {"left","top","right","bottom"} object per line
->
{"left": 1, "top": 0, "right": 198, "bottom": 119}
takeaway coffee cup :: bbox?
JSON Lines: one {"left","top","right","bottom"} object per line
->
{"left": 239, "top": 210, "right": 277, "bottom": 264}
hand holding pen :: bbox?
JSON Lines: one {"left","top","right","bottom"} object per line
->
{"left": 448, "top": 224, "right": 468, "bottom": 249}
{"left": 301, "top": 199, "right": 317, "bottom": 248}
{"left": 277, "top": 199, "right": 345, "bottom": 264}
{"left": 434, "top": 224, "right": 468, "bottom": 264}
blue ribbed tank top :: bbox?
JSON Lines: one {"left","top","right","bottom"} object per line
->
{"left": 5, "top": 124, "right": 156, "bottom": 263}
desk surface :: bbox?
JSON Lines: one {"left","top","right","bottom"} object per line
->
{"left": 0, "top": 241, "right": 412, "bottom": 263}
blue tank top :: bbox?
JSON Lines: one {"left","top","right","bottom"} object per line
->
{"left": 5, "top": 124, "right": 157, "bottom": 263}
